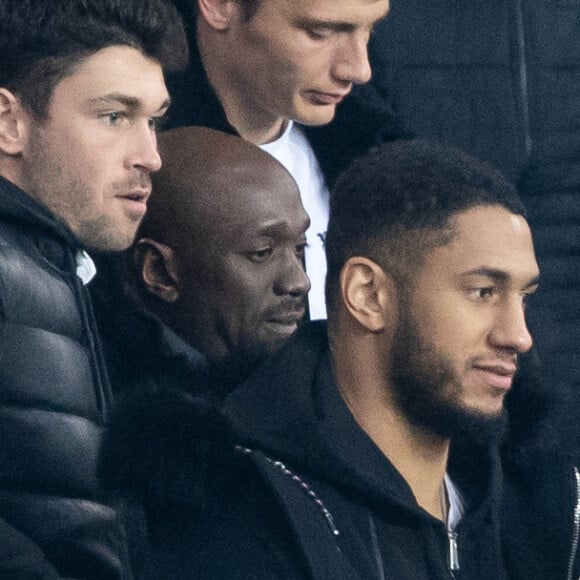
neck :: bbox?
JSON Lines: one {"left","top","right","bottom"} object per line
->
{"left": 198, "top": 29, "right": 286, "bottom": 145}
{"left": 332, "top": 337, "right": 450, "bottom": 521}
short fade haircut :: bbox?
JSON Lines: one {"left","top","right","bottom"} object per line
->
{"left": 325, "top": 140, "right": 526, "bottom": 312}
{"left": 173, "top": 0, "right": 261, "bottom": 21}
{"left": 0, "top": 0, "right": 188, "bottom": 119}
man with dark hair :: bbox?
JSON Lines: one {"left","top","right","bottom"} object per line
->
{"left": 108, "top": 141, "right": 578, "bottom": 579}
{"left": 368, "top": 2, "right": 580, "bottom": 388}
{"left": 116, "top": 126, "right": 310, "bottom": 394}
{"left": 0, "top": 0, "right": 187, "bottom": 577}
{"left": 164, "top": 0, "right": 407, "bottom": 319}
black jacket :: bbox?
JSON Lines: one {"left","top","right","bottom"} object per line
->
{"left": 0, "top": 176, "right": 134, "bottom": 579}
{"left": 368, "top": 0, "right": 580, "bottom": 387}
{"left": 105, "top": 321, "right": 580, "bottom": 580}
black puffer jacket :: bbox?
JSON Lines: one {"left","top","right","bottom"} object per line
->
{"left": 368, "top": 0, "right": 580, "bottom": 387}
{"left": 0, "top": 176, "right": 135, "bottom": 579}
{"left": 105, "top": 322, "right": 580, "bottom": 580}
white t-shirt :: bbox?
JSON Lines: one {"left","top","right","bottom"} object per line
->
{"left": 260, "top": 122, "right": 329, "bottom": 320}
{"left": 444, "top": 473, "right": 465, "bottom": 531}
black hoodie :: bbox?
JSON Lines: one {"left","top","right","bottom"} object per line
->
{"left": 104, "top": 321, "right": 580, "bottom": 580}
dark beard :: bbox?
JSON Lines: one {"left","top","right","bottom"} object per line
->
{"left": 391, "top": 305, "right": 507, "bottom": 445}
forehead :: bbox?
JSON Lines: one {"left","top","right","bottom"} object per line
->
{"left": 194, "top": 170, "right": 309, "bottom": 243}
{"left": 260, "top": 0, "right": 389, "bottom": 25}
{"left": 49, "top": 45, "right": 168, "bottom": 110}
{"left": 420, "top": 205, "right": 539, "bottom": 283}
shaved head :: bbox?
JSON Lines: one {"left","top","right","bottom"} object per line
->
{"left": 134, "top": 126, "right": 310, "bottom": 383}
{"left": 141, "top": 126, "right": 298, "bottom": 245}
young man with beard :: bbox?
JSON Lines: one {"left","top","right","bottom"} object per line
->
{"left": 0, "top": 0, "right": 187, "bottom": 577}
{"left": 162, "top": 0, "right": 407, "bottom": 319}
{"left": 106, "top": 140, "right": 580, "bottom": 579}
{"left": 108, "top": 127, "right": 310, "bottom": 395}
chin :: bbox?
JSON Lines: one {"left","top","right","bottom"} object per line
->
{"left": 437, "top": 403, "right": 508, "bottom": 445}
{"left": 295, "top": 107, "right": 337, "bottom": 127}
{"left": 462, "top": 394, "right": 507, "bottom": 420}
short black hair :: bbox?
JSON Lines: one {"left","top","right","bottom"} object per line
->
{"left": 0, "top": 0, "right": 188, "bottom": 119}
{"left": 325, "top": 139, "right": 526, "bottom": 311}
{"left": 173, "top": 0, "right": 261, "bottom": 21}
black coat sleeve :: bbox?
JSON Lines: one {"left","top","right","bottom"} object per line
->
{"left": 0, "top": 517, "right": 62, "bottom": 579}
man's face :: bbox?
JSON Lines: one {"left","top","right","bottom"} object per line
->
{"left": 390, "top": 205, "right": 539, "bottom": 441}
{"left": 18, "top": 46, "right": 170, "bottom": 251}
{"left": 220, "top": 0, "right": 389, "bottom": 137}
{"left": 173, "top": 170, "right": 310, "bottom": 377}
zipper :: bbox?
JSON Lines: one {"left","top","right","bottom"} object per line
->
{"left": 567, "top": 467, "right": 580, "bottom": 580}
{"left": 514, "top": 0, "right": 532, "bottom": 159}
{"left": 448, "top": 530, "right": 460, "bottom": 577}
{"left": 368, "top": 515, "right": 386, "bottom": 580}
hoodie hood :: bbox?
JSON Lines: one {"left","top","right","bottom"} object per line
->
{"left": 223, "top": 319, "right": 573, "bottom": 517}
{"left": 223, "top": 321, "right": 498, "bottom": 519}
{"left": 103, "top": 320, "right": 568, "bottom": 522}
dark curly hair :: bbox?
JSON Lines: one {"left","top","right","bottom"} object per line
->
{"left": 325, "top": 139, "right": 526, "bottom": 312}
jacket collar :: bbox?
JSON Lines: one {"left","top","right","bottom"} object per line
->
{"left": 0, "top": 174, "right": 84, "bottom": 251}
{"left": 223, "top": 321, "right": 500, "bottom": 520}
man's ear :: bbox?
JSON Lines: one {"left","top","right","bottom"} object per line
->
{"left": 197, "top": 0, "right": 238, "bottom": 30}
{"left": 0, "top": 88, "right": 29, "bottom": 156}
{"left": 134, "top": 238, "right": 180, "bottom": 303}
{"left": 339, "top": 257, "right": 398, "bottom": 333}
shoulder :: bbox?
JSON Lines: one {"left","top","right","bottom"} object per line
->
{"left": 144, "top": 445, "right": 310, "bottom": 580}
{"left": 0, "top": 517, "right": 60, "bottom": 579}
{"left": 501, "top": 449, "right": 579, "bottom": 580}
{"left": 102, "top": 385, "right": 312, "bottom": 579}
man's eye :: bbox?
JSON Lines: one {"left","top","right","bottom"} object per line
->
{"left": 295, "top": 243, "right": 307, "bottom": 259}
{"left": 245, "top": 248, "right": 273, "bottom": 263}
{"left": 149, "top": 115, "right": 167, "bottom": 131}
{"left": 470, "top": 287, "right": 496, "bottom": 301}
{"left": 306, "top": 28, "right": 331, "bottom": 41}
{"left": 521, "top": 291, "right": 536, "bottom": 309}
{"left": 102, "top": 112, "right": 126, "bottom": 126}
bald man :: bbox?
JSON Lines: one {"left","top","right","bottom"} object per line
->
{"left": 127, "top": 126, "right": 311, "bottom": 390}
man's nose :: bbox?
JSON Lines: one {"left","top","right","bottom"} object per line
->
{"left": 274, "top": 252, "right": 311, "bottom": 297}
{"left": 332, "top": 32, "right": 373, "bottom": 85}
{"left": 489, "top": 298, "right": 534, "bottom": 354}
{"left": 128, "top": 122, "right": 162, "bottom": 173}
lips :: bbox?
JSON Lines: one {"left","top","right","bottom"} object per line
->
{"left": 268, "top": 310, "right": 305, "bottom": 325}
{"left": 305, "top": 90, "right": 349, "bottom": 106}
{"left": 471, "top": 362, "right": 517, "bottom": 391}
{"left": 265, "top": 305, "right": 306, "bottom": 336}
{"left": 117, "top": 190, "right": 149, "bottom": 219}
{"left": 119, "top": 189, "right": 149, "bottom": 202}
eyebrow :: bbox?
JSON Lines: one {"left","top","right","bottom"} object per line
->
{"left": 295, "top": 12, "right": 386, "bottom": 34}
{"left": 87, "top": 93, "right": 171, "bottom": 113}
{"left": 257, "top": 219, "right": 309, "bottom": 238}
{"left": 461, "top": 267, "right": 540, "bottom": 290}
{"left": 297, "top": 18, "right": 358, "bottom": 33}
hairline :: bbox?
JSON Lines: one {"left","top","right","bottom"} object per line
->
{"left": 326, "top": 201, "right": 525, "bottom": 316}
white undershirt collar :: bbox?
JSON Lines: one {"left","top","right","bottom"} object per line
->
{"left": 75, "top": 250, "right": 97, "bottom": 285}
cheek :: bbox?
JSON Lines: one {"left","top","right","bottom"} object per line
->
{"left": 253, "top": 32, "right": 316, "bottom": 82}
{"left": 415, "top": 297, "right": 470, "bottom": 355}
{"left": 216, "top": 267, "right": 266, "bottom": 311}
{"left": 52, "top": 136, "right": 106, "bottom": 191}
